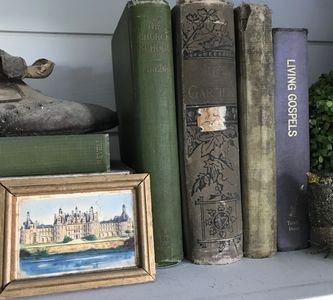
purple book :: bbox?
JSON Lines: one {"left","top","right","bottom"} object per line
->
{"left": 273, "top": 28, "right": 310, "bottom": 251}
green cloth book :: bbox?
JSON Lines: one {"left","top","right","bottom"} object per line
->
{"left": 0, "top": 133, "right": 110, "bottom": 177}
{"left": 112, "top": 0, "right": 183, "bottom": 266}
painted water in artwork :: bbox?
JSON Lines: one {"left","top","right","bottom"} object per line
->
{"left": 18, "top": 191, "right": 136, "bottom": 278}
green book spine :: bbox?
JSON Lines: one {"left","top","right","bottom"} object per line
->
{"left": 0, "top": 134, "right": 110, "bottom": 177}
{"left": 235, "top": 4, "right": 277, "bottom": 258}
{"left": 112, "top": 1, "right": 183, "bottom": 266}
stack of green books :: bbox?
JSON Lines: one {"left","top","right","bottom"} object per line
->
{"left": 0, "top": 133, "right": 111, "bottom": 177}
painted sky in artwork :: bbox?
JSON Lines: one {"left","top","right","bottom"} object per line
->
{"left": 19, "top": 190, "right": 134, "bottom": 226}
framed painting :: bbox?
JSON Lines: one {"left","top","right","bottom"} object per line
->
{"left": 0, "top": 173, "right": 155, "bottom": 299}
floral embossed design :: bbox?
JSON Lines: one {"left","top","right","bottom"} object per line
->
{"left": 182, "top": 8, "right": 233, "bottom": 58}
{"left": 205, "top": 203, "right": 236, "bottom": 239}
{"left": 188, "top": 123, "right": 238, "bottom": 198}
{"left": 216, "top": 235, "right": 242, "bottom": 253}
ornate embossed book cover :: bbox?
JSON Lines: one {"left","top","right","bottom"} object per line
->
{"left": 273, "top": 28, "right": 310, "bottom": 251}
{"left": 173, "top": 0, "right": 243, "bottom": 264}
{"left": 112, "top": 0, "right": 183, "bottom": 266}
{"left": 235, "top": 4, "right": 277, "bottom": 258}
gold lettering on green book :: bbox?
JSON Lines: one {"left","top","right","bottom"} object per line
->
{"left": 139, "top": 19, "right": 169, "bottom": 54}
{"left": 95, "top": 140, "right": 103, "bottom": 164}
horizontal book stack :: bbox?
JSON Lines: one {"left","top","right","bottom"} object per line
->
{"left": 0, "top": 133, "right": 111, "bottom": 177}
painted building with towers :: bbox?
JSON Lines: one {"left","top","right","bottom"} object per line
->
{"left": 20, "top": 205, "right": 133, "bottom": 245}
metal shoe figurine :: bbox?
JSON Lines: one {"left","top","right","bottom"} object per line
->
{"left": 0, "top": 49, "right": 118, "bottom": 136}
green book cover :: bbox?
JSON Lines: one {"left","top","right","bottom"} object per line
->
{"left": 112, "top": 0, "right": 183, "bottom": 266}
{"left": 0, "top": 133, "right": 110, "bottom": 177}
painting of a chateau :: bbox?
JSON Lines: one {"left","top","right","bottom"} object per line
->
{"left": 20, "top": 204, "right": 133, "bottom": 245}
{"left": 18, "top": 191, "right": 136, "bottom": 278}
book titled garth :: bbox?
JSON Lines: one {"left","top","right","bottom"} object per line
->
{"left": 173, "top": 0, "right": 243, "bottom": 264}
{"left": 273, "top": 28, "right": 310, "bottom": 251}
{"left": 0, "top": 133, "right": 110, "bottom": 177}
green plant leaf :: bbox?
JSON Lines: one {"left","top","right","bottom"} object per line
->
{"left": 309, "top": 70, "right": 333, "bottom": 172}
{"left": 323, "top": 123, "right": 330, "bottom": 131}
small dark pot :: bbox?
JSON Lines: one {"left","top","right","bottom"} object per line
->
{"left": 307, "top": 173, "right": 333, "bottom": 247}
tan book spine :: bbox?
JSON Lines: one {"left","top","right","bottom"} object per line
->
{"left": 235, "top": 4, "right": 277, "bottom": 258}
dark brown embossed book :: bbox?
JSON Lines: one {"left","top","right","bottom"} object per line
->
{"left": 172, "top": 0, "right": 243, "bottom": 264}
{"left": 235, "top": 4, "right": 277, "bottom": 258}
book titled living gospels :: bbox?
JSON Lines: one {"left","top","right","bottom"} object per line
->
{"left": 273, "top": 28, "right": 310, "bottom": 251}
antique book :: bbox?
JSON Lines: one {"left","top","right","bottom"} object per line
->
{"left": 0, "top": 133, "right": 110, "bottom": 177}
{"left": 235, "top": 4, "right": 277, "bottom": 258}
{"left": 273, "top": 28, "right": 310, "bottom": 251}
{"left": 112, "top": 0, "right": 183, "bottom": 266}
{"left": 173, "top": 0, "right": 243, "bottom": 264}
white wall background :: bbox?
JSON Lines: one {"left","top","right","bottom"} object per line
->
{"left": 1, "top": 0, "right": 332, "bottom": 160}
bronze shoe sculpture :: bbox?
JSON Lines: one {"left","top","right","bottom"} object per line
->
{"left": 0, "top": 49, "right": 118, "bottom": 136}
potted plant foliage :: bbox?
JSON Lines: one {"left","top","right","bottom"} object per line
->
{"left": 307, "top": 70, "right": 333, "bottom": 250}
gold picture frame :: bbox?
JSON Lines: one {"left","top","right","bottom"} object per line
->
{"left": 0, "top": 173, "right": 155, "bottom": 299}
